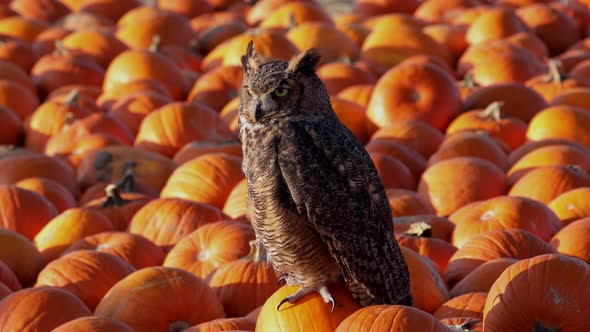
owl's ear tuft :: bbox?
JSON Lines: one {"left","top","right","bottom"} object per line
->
{"left": 287, "top": 49, "right": 321, "bottom": 76}
{"left": 241, "top": 40, "right": 263, "bottom": 73}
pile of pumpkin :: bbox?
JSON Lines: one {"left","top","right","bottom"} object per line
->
{"left": 1, "top": 0, "right": 590, "bottom": 331}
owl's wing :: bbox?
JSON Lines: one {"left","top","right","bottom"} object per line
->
{"left": 277, "top": 119, "right": 412, "bottom": 306}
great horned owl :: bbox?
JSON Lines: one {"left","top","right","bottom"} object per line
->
{"left": 238, "top": 41, "right": 412, "bottom": 309}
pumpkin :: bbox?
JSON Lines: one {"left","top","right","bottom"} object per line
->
{"left": 418, "top": 157, "right": 506, "bottom": 217}
{"left": 508, "top": 165, "right": 590, "bottom": 204}
{"left": 47, "top": 133, "right": 122, "bottom": 169}
{"left": 191, "top": 11, "right": 245, "bottom": 35}
{"left": 396, "top": 233, "right": 457, "bottom": 273}
{"left": 61, "top": 29, "right": 128, "bottom": 68}
{"left": 335, "top": 304, "right": 450, "bottom": 332}
{"left": 484, "top": 254, "right": 590, "bottom": 331}
{"left": 465, "top": 7, "right": 529, "bottom": 45}
{"left": 0, "top": 34, "right": 38, "bottom": 72}
{"left": 201, "top": 29, "right": 299, "bottom": 72}
{"left": 76, "top": 0, "right": 137, "bottom": 21}
{"left": 393, "top": 215, "right": 455, "bottom": 242}
{"left": 446, "top": 102, "right": 528, "bottom": 151}
{"left": 516, "top": 3, "right": 580, "bottom": 55}
{"left": 77, "top": 146, "right": 177, "bottom": 192}
{"left": 507, "top": 139, "right": 586, "bottom": 166}
{"left": 423, "top": 24, "right": 469, "bottom": 63}
{"left": 0, "top": 286, "right": 91, "bottom": 331}
{"left": 222, "top": 178, "right": 248, "bottom": 222}
{"left": 163, "top": 220, "right": 255, "bottom": 279}
{"left": 15, "top": 177, "right": 75, "bottom": 214}
{"left": 365, "top": 138, "right": 426, "bottom": 180}
{"left": 208, "top": 241, "right": 279, "bottom": 317}
{"left": 463, "top": 82, "right": 547, "bottom": 123}
{"left": 64, "top": 231, "right": 165, "bottom": 269}
{"left": 334, "top": 20, "right": 371, "bottom": 49}
{"left": 174, "top": 141, "right": 243, "bottom": 165}
{"left": 445, "top": 229, "right": 555, "bottom": 287}
{"left": 317, "top": 61, "right": 375, "bottom": 97}
{"left": 449, "top": 258, "right": 517, "bottom": 297}
{"left": 78, "top": 171, "right": 159, "bottom": 205}
{"left": 556, "top": 49, "right": 590, "bottom": 72}
{"left": 0, "top": 60, "right": 35, "bottom": 93}
{"left": 0, "top": 229, "right": 45, "bottom": 286}
{"left": 198, "top": 20, "right": 248, "bottom": 55}
{"left": 259, "top": 1, "right": 333, "bottom": 29}
{"left": 185, "top": 318, "right": 256, "bottom": 332}
{"left": 507, "top": 143, "right": 590, "bottom": 184}
{"left": 31, "top": 48, "right": 105, "bottom": 98}
{"left": 550, "top": 217, "right": 590, "bottom": 264}
{"left": 0, "top": 184, "right": 58, "bottom": 240}
{"left": 35, "top": 250, "right": 135, "bottom": 310}
{"left": 433, "top": 292, "right": 487, "bottom": 320}
{"left": 286, "top": 22, "right": 360, "bottom": 64}
{"left": 0, "top": 260, "right": 20, "bottom": 291}
{"left": 104, "top": 49, "right": 187, "bottom": 100}
{"left": 25, "top": 90, "right": 93, "bottom": 152}
{"left": 257, "top": 281, "right": 360, "bottom": 332}
{"left": 48, "top": 84, "right": 102, "bottom": 102}
{"left": 56, "top": 11, "right": 114, "bottom": 32}
{"left": 34, "top": 208, "right": 114, "bottom": 263}
{"left": 337, "top": 84, "right": 374, "bottom": 108}
{"left": 503, "top": 31, "right": 550, "bottom": 62}
{"left": 525, "top": 60, "right": 588, "bottom": 102}
{"left": 549, "top": 87, "right": 590, "bottom": 109}
{"left": 52, "top": 316, "right": 134, "bottom": 332}
{"left": 129, "top": 198, "right": 229, "bottom": 253}
{"left": 98, "top": 79, "right": 172, "bottom": 108}
{"left": 108, "top": 91, "right": 173, "bottom": 136}
{"left": 370, "top": 120, "right": 444, "bottom": 158}
{"left": 548, "top": 187, "right": 590, "bottom": 225}
{"left": 0, "top": 283, "right": 10, "bottom": 301}
{"left": 0, "top": 106, "right": 22, "bottom": 146}
{"left": 0, "top": 16, "right": 48, "bottom": 42}
{"left": 386, "top": 188, "right": 435, "bottom": 217}
{"left": 161, "top": 153, "right": 244, "bottom": 209}
{"left": 187, "top": 65, "right": 242, "bottom": 112}
{"left": 401, "top": 247, "right": 449, "bottom": 313}
{"left": 428, "top": 132, "right": 509, "bottom": 171}
{"left": 31, "top": 26, "right": 73, "bottom": 57}
{"left": 367, "top": 62, "right": 461, "bottom": 131}
{"left": 135, "top": 102, "right": 234, "bottom": 158}
{"left": 95, "top": 266, "right": 225, "bottom": 332}
{"left": 369, "top": 152, "right": 416, "bottom": 190}
{"left": 449, "top": 196, "right": 562, "bottom": 248}
{"left": 0, "top": 79, "right": 39, "bottom": 121}
{"left": 9, "top": 0, "right": 68, "bottom": 21}
{"left": 414, "top": 0, "right": 479, "bottom": 23}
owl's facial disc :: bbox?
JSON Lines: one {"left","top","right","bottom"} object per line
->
{"left": 249, "top": 93, "right": 278, "bottom": 122}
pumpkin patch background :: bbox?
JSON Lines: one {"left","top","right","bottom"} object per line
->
{"left": 0, "top": 0, "right": 590, "bottom": 331}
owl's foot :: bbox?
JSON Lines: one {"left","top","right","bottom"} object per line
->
{"left": 277, "top": 274, "right": 297, "bottom": 287}
{"left": 276, "top": 285, "right": 335, "bottom": 312}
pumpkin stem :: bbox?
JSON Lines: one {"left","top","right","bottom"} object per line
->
{"left": 168, "top": 321, "right": 190, "bottom": 332}
{"left": 545, "top": 59, "right": 565, "bottom": 83}
{"left": 64, "top": 89, "right": 81, "bottom": 107}
{"left": 101, "top": 184, "right": 131, "bottom": 208}
{"left": 245, "top": 240, "right": 267, "bottom": 262}
{"left": 460, "top": 71, "right": 477, "bottom": 89}
{"left": 149, "top": 35, "right": 162, "bottom": 53}
{"left": 534, "top": 321, "right": 560, "bottom": 332}
{"left": 116, "top": 162, "right": 138, "bottom": 192}
{"left": 53, "top": 40, "right": 68, "bottom": 56}
{"left": 479, "top": 101, "right": 504, "bottom": 122}
{"left": 403, "top": 222, "right": 432, "bottom": 238}
{"left": 445, "top": 318, "right": 480, "bottom": 332}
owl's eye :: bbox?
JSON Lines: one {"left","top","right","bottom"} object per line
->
{"left": 273, "top": 87, "right": 289, "bottom": 98}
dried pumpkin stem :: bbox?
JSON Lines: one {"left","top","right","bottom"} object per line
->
{"left": 101, "top": 184, "right": 131, "bottom": 208}
{"left": 403, "top": 222, "right": 432, "bottom": 238}
{"left": 479, "top": 101, "right": 504, "bottom": 122}
{"left": 546, "top": 59, "right": 565, "bottom": 83}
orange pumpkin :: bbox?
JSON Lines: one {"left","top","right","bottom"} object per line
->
{"left": 222, "top": 178, "right": 248, "bottom": 222}
{"left": 61, "top": 30, "right": 127, "bottom": 69}
{"left": 129, "top": 198, "right": 228, "bottom": 253}
{"left": 549, "top": 86, "right": 590, "bottom": 109}
{"left": 354, "top": 0, "right": 420, "bottom": 16}
{"left": 0, "top": 260, "right": 20, "bottom": 292}
{"left": 64, "top": 231, "right": 166, "bottom": 269}
{"left": 15, "top": 177, "right": 76, "bottom": 213}
{"left": 393, "top": 215, "right": 455, "bottom": 242}
{"left": 336, "top": 304, "right": 450, "bottom": 332}
{"left": 396, "top": 234, "right": 457, "bottom": 273}
{"left": 98, "top": 79, "right": 172, "bottom": 108}
{"left": 548, "top": 187, "right": 590, "bottom": 225}
{"left": 0, "top": 34, "right": 38, "bottom": 72}
{"left": 0, "top": 283, "right": 11, "bottom": 301}
{"left": 401, "top": 247, "right": 449, "bottom": 313}
{"left": 187, "top": 65, "right": 242, "bottom": 112}
{"left": 433, "top": 292, "right": 487, "bottom": 320}
{"left": 484, "top": 254, "right": 590, "bottom": 331}
{"left": 414, "top": 0, "right": 479, "bottom": 23}
{"left": 369, "top": 152, "right": 416, "bottom": 190}
{"left": 108, "top": 92, "right": 174, "bottom": 136}
{"left": 449, "top": 195, "right": 562, "bottom": 248}
{"left": 367, "top": 62, "right": 461, "bottom": 131}
{"left": 163, "top": 220, "right": 255, "bottom": 279}
{"left": 0, "top": 106, "right": 21, "bottom": 146}
{"left": 135, "top": 102, "right": 234, "bottom": 158}
{"left": 0, "top": 60, "right": 35, "bottom": 93}
{"left": 507, "top": 139, "right": 586, "bottom": 166}
{"left": 449, "top": 258, "right": 517, "bottom": 297}
{"left": 509, "top": 165, "right": 590, "bottom": 204}
{"left": 95, "top": 267, "right": 225, "bottom": 332}
{"left": 9, "top": 0, "right": 69, "bottom": 23}
{"left": 34, "top": 208, "right": 114, "bottom": 262}
{"left": 445, "top": 229, "right": 555, "bottom": 287}
{"left": 208, "top": 241, "right": 278, "bottom": 317}
{"left": 0, "top": 16, "right": 48, "bottom": 42}
{"left": 287, "top": 22, "right": 360, "bottom": 64}
{"left": 550, "top": 217, "right": 590, "bottom": 264}
{"left": 365, "top": 138, "right": 426, "bottom": 180}
{"left": 185, "top": 318, "right": 256, "bottom": 332}
{"left": 337, "top": 84, "right": 374, "bottom": 108}
{"left": 317, "top": 61, "right": 376, "bottom": 96}
{"left": 386, "top": 188, "right": 435, "bottom": 217}
{"left": 465, "top": 7, "right": 529, "bottom": 45}
{"left": 52, "top": 316, "right": 134, "bottom": 332}
{"left": 0, "top": 229, "right": 45, "bottom": 286}
{"left": 418, "top": 157, "right": 506, "bottom": 217}
{"left": 0, "top": 286, "right": 91, "bottom": 331}
{"left": 174, "top": 141, "right": 242, "bottom": 165}
{"left": 35, "top": 250, "right": 135, "bottom": 311}
{"left": 259, "top": 1, "right": 333, "bottom": 29}
{"left": 526, "top": 60, "right": 588, "bottom": 102}
{"left": 370, "top": 120, "right": 444, "bottom": 158}
{"left": 257, "top": 282, "right": 360, "bottom": 332}
{"left": 0, "top": 79, "right": 39, "bottom": 121}
{"left": 428, "top": 132, "right": 509, "bottom": 170}
{"left": 556, "top": 49, "right": 590, "bottom": 72}
{"left": 0, "top": 184, "right": 58, "bottom": 241}
{"left": 161, "top": 153, "right": 244, "bottom": 209}
{"left": 423, "top": 23, "right": 469, "bottom": 63}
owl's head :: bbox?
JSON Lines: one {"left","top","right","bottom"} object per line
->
{"left": 239, "top": 41, "right": 331, "bottom": 124}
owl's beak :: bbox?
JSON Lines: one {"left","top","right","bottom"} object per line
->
{"left": 250, "top": 100, "right": 264, "bottom": 122}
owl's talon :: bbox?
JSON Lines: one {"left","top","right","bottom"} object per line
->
{"left": 277, "top": 274, "right": 289, "bottom": 287}
{"left": 318, "top": 285, "right": 336, "bottom": 312}
{"left": 276, "top": 285, "right": 335, "bottom": 311}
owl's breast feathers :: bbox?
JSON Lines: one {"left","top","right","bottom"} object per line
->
{"left": 241, "top": 116, "right": 412, "bottom": 306}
